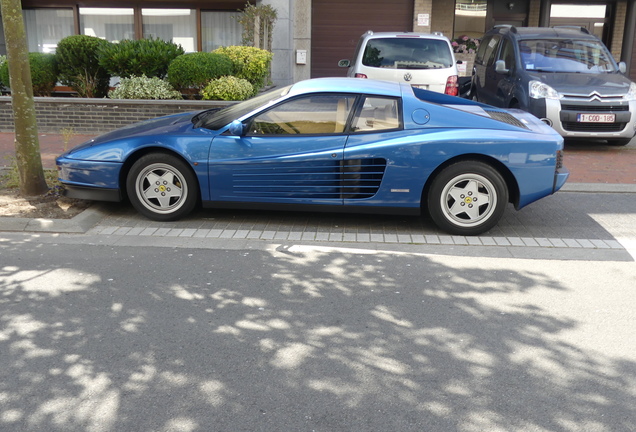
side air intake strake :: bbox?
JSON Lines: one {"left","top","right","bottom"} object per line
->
{"left": 231, "top": 158, "right": 387, "bottom": 199}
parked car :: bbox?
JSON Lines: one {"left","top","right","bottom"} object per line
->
{"left": 470, "top": 25, "right": 636, "bottom": 146}
{"left": 57, "top": 78, "right": 568, "bottom": 236}
{"left": 338, "top": 31, "right": 460, "bottom": 96}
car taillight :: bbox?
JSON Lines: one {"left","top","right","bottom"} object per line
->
{"left": 354, "top": 73, "right": 368, "bottom": 78}
{"left": 445, "top": 75, "right": 459, "bottom": 96}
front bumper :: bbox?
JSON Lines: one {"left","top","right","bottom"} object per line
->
{"left": 57, "top": 157, "right": 124, "bottom": 202}
{"left": 63, "top": 184, "right": 122, "bottom": 202}
{"left": 543, "top": 98, "right": 636, "bottom": 140}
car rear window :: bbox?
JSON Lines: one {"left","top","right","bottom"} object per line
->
{"left": 362, "top": 37, "right": 453, "bottom": 69}
{"left": 519, "top": 39, "right": 617, "bottom": 73}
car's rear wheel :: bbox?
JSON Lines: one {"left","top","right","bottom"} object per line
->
{"left": 126, "top": 153, "right": 198, "bottom": 221}
{"left": 427, "top": 161, "right": 508, "bottom": 236}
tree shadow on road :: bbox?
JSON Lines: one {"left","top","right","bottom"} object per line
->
{"left": 0, "top": 241, "right": 634, "bottom": 431}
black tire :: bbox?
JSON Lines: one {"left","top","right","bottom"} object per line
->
{"left": 606, "top": 138, "right": 632, "bottom": 146}
{"left": 126, "top": 153, "right": 198, "bottom": 221}
{"left": 427, "top": 161, "right": 508, "bottom": 236}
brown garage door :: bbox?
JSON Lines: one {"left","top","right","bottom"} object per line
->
{"left": 311, "top": 0, "right": 414, "bottom": 78}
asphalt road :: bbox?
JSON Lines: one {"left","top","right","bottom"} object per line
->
{"left": 1, "top": 216, "right": 635, "bottom": 431}
{"left": 2, "top": 157, "right": 636, "bottom": 431}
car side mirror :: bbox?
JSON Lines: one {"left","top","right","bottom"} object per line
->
{"left": 338, "top": 59, "right": 350, "bottom": 68}
{"left": 495, "top": 59, "right": 509, "bottom": 74}
{"left": 228, "top": 120, "right": 244, "bottom": 136}
{"left": 618, "top": 61, "right": 627, "bottom": 74}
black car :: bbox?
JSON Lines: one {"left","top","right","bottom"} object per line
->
{"left": 470, "top": 25, "right": 636, "bottom": 146}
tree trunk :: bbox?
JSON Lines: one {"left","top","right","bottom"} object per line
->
{"left": 1, "top": 0, "right": 48, "bottom": 196}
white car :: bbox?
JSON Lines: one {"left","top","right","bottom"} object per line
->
{"left": 339, "top": 31, "right": 460, "bottom": 96}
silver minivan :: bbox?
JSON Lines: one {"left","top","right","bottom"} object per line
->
{"left": 338, "top": 31, "right": 460, "bottom": 96}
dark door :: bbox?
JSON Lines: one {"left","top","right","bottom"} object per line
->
{"left": 473, "top": 34, "right": 502, "bottom": 105}
{"left": 488, "top": 38, "right": 516, "bottom": 108}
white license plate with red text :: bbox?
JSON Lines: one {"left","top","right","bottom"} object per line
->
{"left": 577, "top": 113, "right": 616, "bottom": 123}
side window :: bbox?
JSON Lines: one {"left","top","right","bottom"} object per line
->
{"left": 498, "top": 38, "right": 516, "bottom": 71}
{"left": 248, "top": 95, "right": 356, "bottom": 135}
{"left": 351, "top": 97, "right": 401, "bottom": 133}
{"left": 484, "top": 35, "right": 502, "bottom": 67}
{"left": 474, "top": 35, "right": 491, "bottom": 65}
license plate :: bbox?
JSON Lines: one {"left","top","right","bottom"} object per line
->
{"left": 412, "top": 85, "right": 428, "bottom": 90}
{"left": 577, "top": 113, "right": 616, "bottom": 123}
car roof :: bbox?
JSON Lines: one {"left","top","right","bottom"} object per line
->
{"left": 287, "top": 78, "right": 404, "bottom": 97}
{"left": 490, "top": 26, "right": 600, "bottom": 41}
{"left": 360, "top": 31, "right": 449, "bottom": 41}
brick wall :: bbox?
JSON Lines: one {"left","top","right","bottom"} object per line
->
{"left": 0, "top": 97, "right": 234, "bottom": 134}
{"left": 527, "top": 0, "right": 540, "bottom": 26}
{"left": 611, "top": 0, "right": 626, "bottom": 62}
{"left": 431, "top": 0, "right": 455, "bottom": 37}
{"left": 413, "top": 0, "right": 434, "bottom": 32}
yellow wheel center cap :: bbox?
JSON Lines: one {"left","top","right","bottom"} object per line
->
{"left": 159, "top": 185, "right": 167, "bottom": 192}
{"left": 465, "top": 197, "right": 473, "bottom": 204}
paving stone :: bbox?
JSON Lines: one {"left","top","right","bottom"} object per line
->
{"left": 179, "top": 228, "right": 197, "bottom": 237}
{"left": 563, "top": 238, "right": 581, "bottom": 248}
{"left": 549, "top": 238, "right": 567, "bottom": 248}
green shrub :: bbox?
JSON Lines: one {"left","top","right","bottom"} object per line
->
{"left": 109, "top": 75, "right": 182, "bottom": 100}
{"left": 0, "top": 53, "right": 58, "bottom": 96}
{"left": 167, "top": 52, "right": 233, "bottom": 94}
{"left": 29, "top": 53, "right": 59, "bottom": 96}
{"left": 56, "top": 35, "right": 112, "bottom": 98}
{"left": 213, "top": 46, "right": 272, "bottom": 93}
{"left": 98, "top": 38, "right": 184, "bottom": 79}
{"left": 201, "top": 76, "right": 253, "bottom": 101}
{"left": 0, "top": 55, "right": 6, "bottom": 89}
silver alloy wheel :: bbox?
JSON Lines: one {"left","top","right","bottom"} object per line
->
{"left": 439, "top": 173, "right": 497, "bottom": 228}
{"left": 134, "top": 162, "right": 188, "bottom": 215}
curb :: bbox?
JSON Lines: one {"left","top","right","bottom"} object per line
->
{"left": 0, "top": 204, "right": 108, "bottom": 233}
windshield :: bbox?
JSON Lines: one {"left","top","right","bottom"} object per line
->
{"left": 362, "top": 37, "right": 454, "bottom": 69}
{"left": 519, "top": 39, "right": 617, "bottom": 73}
{"left": 197, "top": 85, "right": 292, "bottom": 130}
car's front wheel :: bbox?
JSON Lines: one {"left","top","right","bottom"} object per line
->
{"left": 427, "top": 161, "right": 508, "bottom": 236}
{"left": 126, "top": 153, "right": 198, "bottom": 221}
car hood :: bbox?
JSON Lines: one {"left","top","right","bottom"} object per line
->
{"left": 528, "top": 72, "right": 633, "bottom": 97}
{"left": 64, "top": 111, "right": 204, "bottom": 155}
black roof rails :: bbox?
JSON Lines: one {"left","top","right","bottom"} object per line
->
{"left": 552, "top": 25, "right": 590, "bottom": 34}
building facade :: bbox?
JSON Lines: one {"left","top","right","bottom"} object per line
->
{"left": 1, "top": 0, "right": 635, "bottom": 87}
